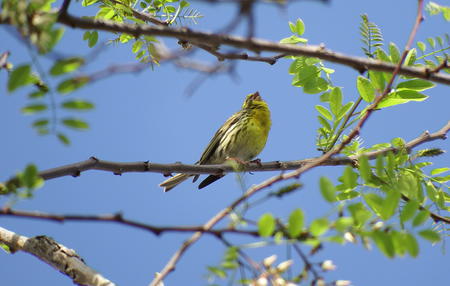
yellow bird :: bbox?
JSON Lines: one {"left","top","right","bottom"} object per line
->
{"left": 159, "top": 91, "right": 271, "bottom": 192}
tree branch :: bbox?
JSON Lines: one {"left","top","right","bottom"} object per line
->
{"left": 0, "top": 226, "right": 115, "bottom": 286}
{"left": 149, "top": 2, "right": 431, "bottom": 284}
{"left": 3, "top": 120, "right": 448, "bottom": 191}
{"left": 55, "top": 9, "right": 450, "bottom": 85}
{"left": 0, "top": 208, "right": 259, "bottom": 237}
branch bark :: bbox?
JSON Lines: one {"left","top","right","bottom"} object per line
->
{"left": 0, "top": 226, "right": 115, "bottom": 286}
{"left": 3, "top": 120, "right": 448, "bottom": 191}
{"left": 55, "top": 8, "right": 450, "bottom": 85}
{"left": 0, "top": 208, "right": 259, "bottom": 237}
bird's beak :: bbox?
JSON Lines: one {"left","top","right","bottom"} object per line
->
{"left": 249, "top": 91, "right": 262, "bottom": 101}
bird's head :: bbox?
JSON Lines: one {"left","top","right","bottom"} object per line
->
{"left": 242, "top": 91, "right": 266, "bottom": 109}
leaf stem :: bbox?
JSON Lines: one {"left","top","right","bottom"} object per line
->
{"left": 326, "top": 96, "right": 363, "bottom": 151}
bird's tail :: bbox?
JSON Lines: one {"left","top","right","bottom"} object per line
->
{"left": 159, "top": 173, "right": 191, "bottom": 192}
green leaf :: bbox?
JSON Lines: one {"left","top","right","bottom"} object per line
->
{"left": 427, "top": 37, "right": 436, "bottom": 48}
{"left": 389, "top": 42, "right": 400, "bottom": 63}
{"left": 319, "top": 177, "right": 336, "bottom": 202}
{"left": 304, "top": 77, "right": 329, "bottom": 94}
{"left": 372, "top": 230, "right": 395, "bottom": 258}
{"left": 417, "top": 41, "right": 426, "bottom": 52}
{"left": 434, "top": 175, "right": 450, "bottom": 183}
{"left": 377, "top": 90, "right": 428, "bottom": 109}
{"left": 334, "top": 217, "right": 354, "bottom": 232}
{"left": 412, "top": 210, "right": 429, "bottom": 227}
{"left": 57, "top": 77, "right": 89, "bottom": 94}
{"left": 132, "top": 40, "right": 143, "bottom": 54}
{"left": 88, "top": 31, "right": 98, "bottom": 48}
{"left": 368, "top": 70, "right": 386, "bottom": 91}
{"left": 404, "top": 232, "right": 419, "bottom": 257}
{"left": 83, "top": 31, "right": 91, "bottom": 41}
{"left": 337, "top": 101, "right": 354, "bottom": 121}
{"left": 289, "top": 18, "right": 305, "bottom": 36}
{"left": 375, "top": 155, "right": 385, "bottom": 177}
{"left": 82, "top": 0, "right": 98, "bottom": 6}
{"left": 381, "top": 189, "right": 400, "bottom": 220}
{"left": 32, "top": 118, "right": 49, "bottom": 128}
{"left": 21, "top": 164, "right": 43, "bottom": 190}
{"left": 287, "top": 209, "right": 304, "bottom": 238}
{"left": 342, "top": 166, "right": 358, "bottom": 189}
{"left": 315, "top": 105, "right": 333, "bottom": 121}
{"left": 358, "top": 156, "right": 372, "bottom": 183}
{"left": 258, "top": 213, "right": 275, "bottom": 237}
{"left": 425, "top": 181, "right": 439, "bottom": 203}
{"left": 386, "top": 151, "right": 395, "bottom": 177}
{"left": 400, "top": 200, "right": 419, "bottom": 223}
{"left": 404, "top": 48, "right": 417, "bottom": 66}
{"left": 280, "top": 35, "right": 308, "bottom": 44}
{"left": 8, "top": 65, "right": 32, "bottom": 92}
{"left": 0, "top": 242, "right": 11, "bottom": 253}
{"left": 29, "top": 90, "right": 46, "bottom": 98}
{"left": 180, "top": 0, "right": 190, "bottom": 8}
{"left": 61, "top": 118, "right": 89, "bottom": 130}
{"left": 336, "top": 190, "right": 360, "bottom": 201}
{"left": 348, "top": 202, "right": 372, "bottom": 226}
{"left": 50, "top": 57, "right": 85, "bottom": 76}
{"left": 397, "top": 79, "right": 435, "bottom": 91}
{"left": 57, "top": 132, "right": 70, "bottom": 145}
{"left": 391, "top": 231, "right": 407, "bottom": 256}
{"left": 364, "top": 193, "right": 384, "bottom": 217}
{"left": 329, "top": 87, "right": 342, "bottom": 116}
{"left": 61, "top": 99, "right": 94, "bottom": 110}
{"left": 21, "top": 103, "right": 47, "bottom": 114}
{"left": 207, "top": 266, "right": 226, "bottom": 278}
{"left": 357, "top": 76, "right": 376, "bottom": 102}
{"left": 418, "top": 229, "right": 441, "bottom": 243}
{"left": 310, "top": 218, "right": 329, "bottom": 236}
{"left": 318, "top": 116, "right": 331, "bottom": 131}
{"left": 431, "top": 167, "right": 450, "bottom": 176}
{"left": 224, "top": 246, "right": 238, "bottom": 261}
{"left": 375, "top": 48, "right": 391, "bottom": 62}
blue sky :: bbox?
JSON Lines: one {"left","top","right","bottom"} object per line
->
{"left": 1, "top": 0, "right": 449, "bottom": 285}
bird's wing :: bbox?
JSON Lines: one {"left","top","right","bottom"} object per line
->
{"left": 197, "top": 111, "right": 241, "bottom": 165}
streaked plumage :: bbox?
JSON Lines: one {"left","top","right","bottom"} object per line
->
{"left": 159, "top": 91, "right": 271, "bottom": 192}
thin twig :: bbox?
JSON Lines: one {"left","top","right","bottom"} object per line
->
{"left": 0, "top": 208, "right": 259, "bottom": 237}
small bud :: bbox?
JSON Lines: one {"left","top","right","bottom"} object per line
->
{"left": 344, "top": 232, "right": 356, "bottom": 243}
{"left": 263, "top": 255, "right": 277, "bottom": 268}
{"left": 321, "top": 260, "right": 336, "bottom": 271}
{"left": 276, "top": 259, "right": 293, "bottom": 272}
{"left": 274, "top": 277, "right": 286, "bottom": 286}
{"left": 335, "top": 280, "right": 351, "bottom": 286}
{"left": 256, "top": 276, "right": 268, "bottom": 286}
{"left": 372, "top": 221, "right": 384, "bottom": 230}
{"left": 315, "top": 278, "right": 326, "bottom": 286}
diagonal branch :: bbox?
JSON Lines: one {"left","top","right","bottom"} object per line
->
{"left": 0, "top": 226, "right": 115, "bottom": 286}
{"left": 55, "top": 7, "right": 450, "bottom": 85}
{"left": 149, "top": 2, "right": 430, "bottom": 285}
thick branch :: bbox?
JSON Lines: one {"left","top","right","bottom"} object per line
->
{"left": 0, "top": 226, "right": 115, "bottom": 286}
{"left": 2, "top": 120, "right": 447, "bottom": 190}
{"left": 56, "top": 11, "right": 450, "bottom": 85}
